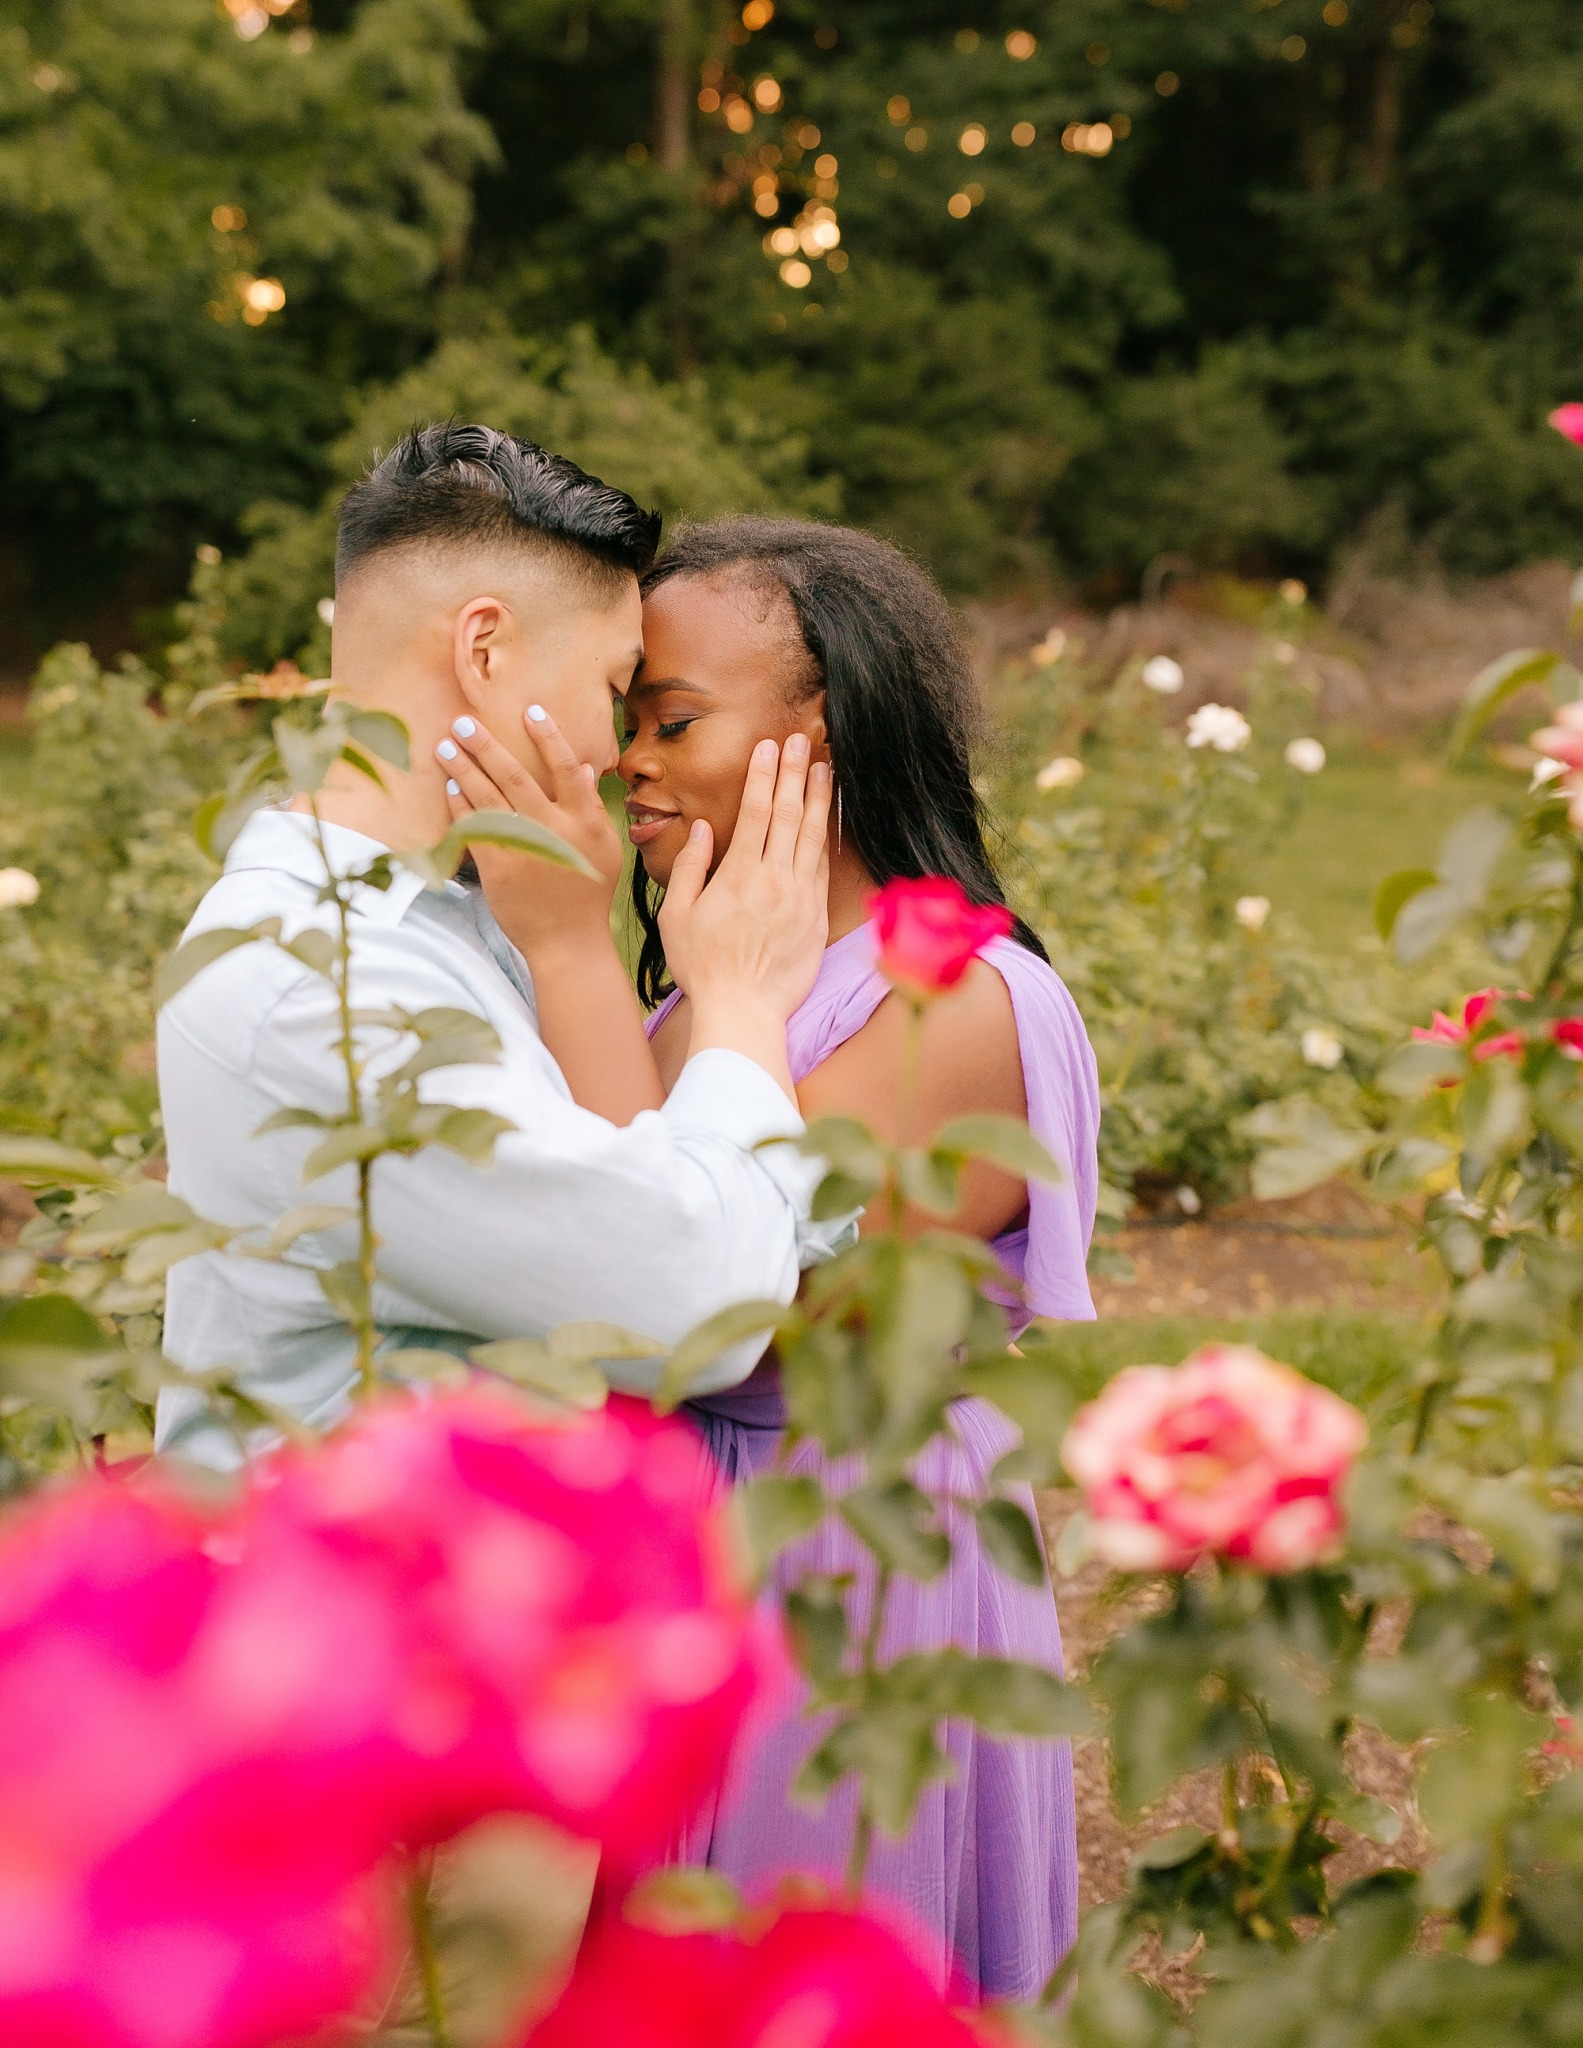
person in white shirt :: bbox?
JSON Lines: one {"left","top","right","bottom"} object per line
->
{"left": 157, "top": 425, "right": 831, "bottom": 1465}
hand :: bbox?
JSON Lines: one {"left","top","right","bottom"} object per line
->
{"left": 438, "top": 708, "right": 623, "bottom": 962}
{"left": 660, "top": 735, "right": 831, "bottom": 1030}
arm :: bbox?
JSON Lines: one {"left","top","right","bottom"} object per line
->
{"left": 796, "top": 960, "right": 1030, "bottom": 1240}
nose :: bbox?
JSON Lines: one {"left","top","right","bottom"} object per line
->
{"left": 617, "top": 732, "right": 656, "bottom": 789}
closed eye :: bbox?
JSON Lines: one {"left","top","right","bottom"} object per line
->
{"left": 657, "top": 718, "right": 696, "bottom": 740}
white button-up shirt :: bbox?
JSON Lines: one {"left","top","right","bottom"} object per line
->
{"left": 156, "top": 810, "right": 818, "bottom": 1463}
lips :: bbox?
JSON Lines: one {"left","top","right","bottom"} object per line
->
{"left": 625, "top": 802, "right": 681, "bottom": 848}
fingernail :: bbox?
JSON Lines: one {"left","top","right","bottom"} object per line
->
{"left": 690, "top": 820, "right": 709, "bottom": 843}
{"left": 811, "top": 760, "right": 830, "bottom": 785}
{"left": 754, "top": 738, "right": 777, "bottom": 764}
{"left": 452, "top": 716, "right": 476, "bottom": 738}
{"left": 436, "top": 739, "right": 458, "bottom": 761}
{"left": 445, "top": 778, "right": 460, "bottom": 796}
{"left": 527, "top": 704, "right": 548, "bottom": 723}
{"left": 786, "top": 732, "right": 809, "bottom": 760}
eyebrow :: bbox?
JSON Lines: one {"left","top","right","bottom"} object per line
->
{"left": 626, "top": 674, "right": 713, "bottom": 699}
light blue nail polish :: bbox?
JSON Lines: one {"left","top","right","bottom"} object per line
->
{"left": 437, "top": 739, "right": 458, "bottom": 761}
{"left": 527, "top": 704, "right": 548, "bottom": 723}
{"left": 452, "top": 716, "right": 476, "bottom": 738}
{"left": 445, "top": 778, "right": 460, "bottom": 796}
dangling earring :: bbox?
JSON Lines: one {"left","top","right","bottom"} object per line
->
{"left": 835, "top": 784, "right": 843, "bottom": 855}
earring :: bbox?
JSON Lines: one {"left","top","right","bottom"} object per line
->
{"left": 836, "top": 785, "right": 843, "bottom": 855}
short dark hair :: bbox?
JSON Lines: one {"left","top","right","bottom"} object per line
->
{"left": 335, "top": 423, "right": 662, "bottom": 592}
{"left": 633, "top": 516, "right": 1047, "bottom": 1006}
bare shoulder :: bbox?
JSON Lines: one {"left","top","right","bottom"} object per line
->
{"left": 799, "top": 958, "right": 1025, "bottom": 1132}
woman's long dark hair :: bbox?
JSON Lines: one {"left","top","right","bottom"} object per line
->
{"left": 633, "top": 516, "right": 1046, "bottom": 1007}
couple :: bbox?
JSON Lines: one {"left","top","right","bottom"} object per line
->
{"left": 156, "top": 426, "right": 1099, "bottom": 2000}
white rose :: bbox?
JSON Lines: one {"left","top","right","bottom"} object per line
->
{"left": 1285, "top": 736, "right": 1326, "bottom": 774}
{"left": 0, "top": 868, "right": 40, "bottom": 909}
{"left": 1185, "top": 703, "right": 1252, "bottom": 752}
{"left": 1235, "top": 895, "right": 1271, "bottom": 932}
{"left": 1142, "top": 655, "right": 1185, "bottom": 694}
{"left": 316, "top": 597, "right": 335, "bottom": 625}
{"left": 1302, "top": 1027, "right": 1344, "bottom": 1070}
{"left": 1036, "top": 755, "right": 1085, "bottom": 792}
{"left": 1175, "top": 1185, "right": 1202, "bottom": 1216}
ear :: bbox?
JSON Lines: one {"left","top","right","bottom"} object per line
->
{"left": 798, "top": 692, "right": 829, "bottom": 759}
{"left": 452, "top": 596, "right": 511, "bottom": 709}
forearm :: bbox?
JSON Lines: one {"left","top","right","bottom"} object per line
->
{"left": 520, "top": 931, "right": 666, "bottom": 1124}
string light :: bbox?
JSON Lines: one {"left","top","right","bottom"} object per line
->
{"left": 947, "top": 191, "right": 972, "bottom": 217}
{"left": 887, "top": 95, "right": 911, "bottom": 123}
{"left": 1279, "top": 34, "right": 1307, "bottom": 58}
{"left": 1156, "top": 70, "right": 1180, "bottom": 95}
{"left": 752, "top": 75, "right": 782, "bottom": 111}
{"left": 814, "top": 23, "right": 837, "bottom": 47}
{"left": 237, "top": 275, "right": 286, "bottom": 325}
{"left": 958, "top": 123, "right": 986, "bottom": 155}
{"left": 1061, "top": 122, "right": 1113, "bottom": 156}
{"left": 724, "top": 96, "right": 754, "bottom": 132}
{"left": 964, "top": 182, "right": 984, "bottom": 203}
{"left": 1012, "top": 121, "right": 1035, "bottom": 146}
{"left": 904, "top": 126, "right": 928, "bottom": 151}
{"left": 814, "top": 153, "right": 838, "bottom": 177}
{"left": 698, "top": 86, "right": 721, "bottom": 111}
{"left": 766, "top": 226, "right": 799, "bottom": 255}
{"left": 954, "top": 29, "right": 979, "bottom": 52}
{"left": 1322, "top": 0, "right": 1348, "bottom": 20}
{"left": 1005, "top": 30, "right": 1037, "bottom": 59}
{"left": 780, "top": 258, "right": 812, "bottom": 286}
{"left": 827, "top": 250, "right": 848, "bottom": 272}
{"left": 741, "top": 0, "right": 773, "bottom": 26}
{"left": 210, "top": 204, "right": 247, "bottom": 231}
{"left": 32, "top": 63, "right": 62, "bottom": 91}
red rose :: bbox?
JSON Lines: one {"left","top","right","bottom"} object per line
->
{"left": 867, "top": 878, "right": 1013, "bottom": 998}
{"left": 1549, "top": 403, "right": 1583, "bottom": 448}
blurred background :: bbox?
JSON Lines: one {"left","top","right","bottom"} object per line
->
{"left": 6, "top": 0, "right": 1583, "bottom": 679}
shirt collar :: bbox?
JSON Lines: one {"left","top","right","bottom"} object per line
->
{"left": 222, "top": 807, "right": 444, "bottom": 926}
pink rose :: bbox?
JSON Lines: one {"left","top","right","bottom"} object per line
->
{"left": 0, "top": 1478, "right": 397, "bottom": 2048}
{"left": 1412, "top": 987, "right": 1526, "bottom": 1064}
{"left": 1532, "top": 701, "right": 1583, "bottom": 828}
{"left": 247, "top": 1388, "right": 772, "bottom": 1861}
{"left": 524, "top": 1901, "right": 983, "bottom": 2048}
{"left": 1550, "top": 403, "right": 1583, "bottom": 448}
{"left": 1061, "top": 1345, "right": 1367, "bottom": 1575}
{"left": 868, "top": 877, "right": 1013, "bottom": 997}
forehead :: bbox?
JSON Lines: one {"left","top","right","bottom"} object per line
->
{"left": 636, "top": 571, "right": 796, "bottom": 689}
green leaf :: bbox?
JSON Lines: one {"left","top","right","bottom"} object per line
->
{"left": 156, "top": 919, "right": 281, "bottom": 1007}
{"left": 896, "top": 1148, "right": 960, "bottom": 1216}
{"left": 280, "top": 928, "right": 338, "bottom": 979}
{"left": 1238, "top": 1097, "right": 1374, "bottom": 1201}
{"left": 738, "top": 1474, "right": 828, "bottom": 1574}
{"left": 244, "top": 1205, "right": 357, "bottom": 1259}
{"left": 426, "top": 1107, "right": 516, "bottom": 1165}
{"left": 931, "top": 1113, "right": 1063, "bottom": 1185}
{"left": 0, "top": 1136, "right": 121, "bottom": 1188}
{"left": 1133, "top": 1825, "right": 1212, "bottom": 1873}
{"left": 66, "top": 1186, "right": 199, "bottom": 1253}
{"left": 799, "top": 1115, "right": 891, "bottom": 1184}
{"left": 397, "top": 808, "right": 596, "bottom": 889}
{"left": 1391, "top": 881, "right": 1463, "bottom": 964}
{"left": 839, "top": 1479, "right": 950, "bottom": 1581}
{"left": 1449, "top": 647, "right": 1560, "bottom": 761}
{"left": 343, "top": 707, "right": 411, "bottom": 771}
{"left": 655, "top": 1299, "right": 787, "bottom": 1411}
{"left": 1374, "top": 867, "right": 1439, "bottom": 942}
{"left": 974, "top": 1497, "right": 1048, "bottom": 1587}
{"left": 0, "top": 1292, "right": 111, "bottom": 1355}
{"left": 1375, "top": 1040, "right": 1464, "bottom": 1096}
{"left": 316, "top": 1259, "right": 371, "bottom": 1327}
{"left": 470, "top": 1338, "right": 608, "bottom": 1409}
{"left": 301, "top": 1123, "right": 387, "bottom": 1181}
{"left": 1435, "top": 804, "right": 1511, "bottom": 901}
{"left": 950, "top": 1654, "right": 1091, "bottom": 1736}
{"left": 548, "top": 1321, "right": 668, "bottom": 1364}
{"left": 1331, "top": 1792, "right": 1402, "bottom": 1847}
{"left": 784, "top": 1576, "right": 850, "bottom": 1686}
{"left": 378, "top": 1347, "right": 472, "bottom": 1389}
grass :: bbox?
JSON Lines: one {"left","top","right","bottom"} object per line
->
{"left": 1032, "top": 1309, "right": 1434, "bottom": 1432}
{"left": 1251, "top": 741, "right": 1518, "bottom": 951}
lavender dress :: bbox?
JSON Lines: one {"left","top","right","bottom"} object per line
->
{"left": 649, "top": 925, "right": 1098, "bottom": 2000}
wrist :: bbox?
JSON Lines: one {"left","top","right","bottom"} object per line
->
{"left": 507, "top": 914, "right": 618, "bottom": 972}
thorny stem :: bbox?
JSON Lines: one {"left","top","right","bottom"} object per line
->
{"left": 309, "top": 800, "right": 379, "bottom": 1393}
{"left": 845, "top": 1559, "right": 895, "bottom": 1899}
{"left": 406, "top": 1852, "right": 452, "bottom": 2047}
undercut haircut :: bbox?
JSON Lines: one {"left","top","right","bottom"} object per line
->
{"left": 335, "top": 423, "right": 662, "bottom": 596}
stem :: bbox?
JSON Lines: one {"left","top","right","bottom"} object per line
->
{"left": 844, "top": 1559, "right": 894, "bottom": 1899}
{"left": 309, "top": 800, "right": 380, "bottom": 1391}
{"left": 889, "top": 1002, "right": 926, "bottom": 1232}
{"left": 407, "top": 1854, "right": 452, "bottom": 2048}
{"left": 1220, "top": 1758, "right": 1240, "bottom": 1844}
{"left": 1469, "top": 1830, "right": 1510, "bottom": 1964}
{"left": 1541, "top": 854, "right": 1583, "bottom": 991}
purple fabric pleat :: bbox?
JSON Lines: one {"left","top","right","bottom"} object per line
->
{"left": 649, "top": 925, "right": 1098, "bottom": 2000}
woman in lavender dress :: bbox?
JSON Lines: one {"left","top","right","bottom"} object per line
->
{"left": 621, "top": 519, "right": 1099, "bottom": 2002}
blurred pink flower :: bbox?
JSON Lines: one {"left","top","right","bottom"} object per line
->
{"left": 868, "top": 878, "right": 1012, "bottom": 998}
{"left": 0, "top": 1478, "right": 396, "bottom": 2048}
{"left": 1531, "top": 701, "right": 1583, "bottom": 828}
{"left": 524, "top": 1901, "right": 984, "bottom": 2047}
{"left": 248, "top": 1389, "right": 771, "bottom": 1861}
{"left": 1061, "top": 1345, "right": 1367, "bottom": 1575}
{"left": 1412, "top": 987, "right": 1526, "bottom": 1064}
{"left": 1549, "top": 404, "right": 1583, "bottom": 448}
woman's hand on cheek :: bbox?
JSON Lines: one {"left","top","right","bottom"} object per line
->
{"left": 437, "top": 706, "right": 624, "bottom": 962}
{"left": 658, "top": 734, "right": 831, "bottom": 1027}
